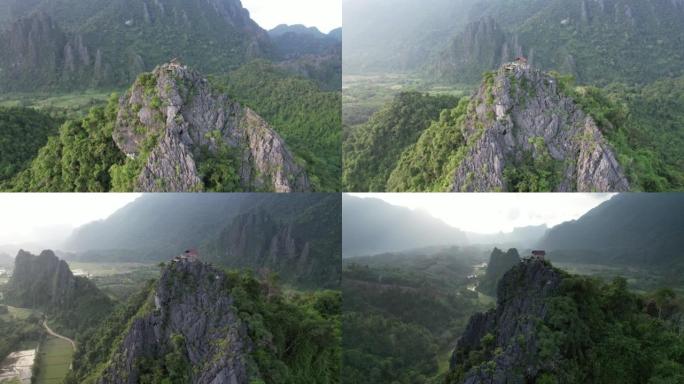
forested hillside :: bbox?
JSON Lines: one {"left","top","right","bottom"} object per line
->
{"left": 343, "top": 248, "right": 492, "bottom": 383}
{"left": 447, "top": 258, "right": 684, "bottom": 383}
{"left": 343, "top": 92, "right": 459, "bottom": 191}
{"left": 65, "top": 260, "right": 341, "bottom": 384}
{"left": 0, "top": 107, "right": 59, "bottom": 184}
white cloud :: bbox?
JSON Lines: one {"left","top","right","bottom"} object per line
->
{"left": 0, "top": 193, "right": 141, "bottom": 250}
{"left": 347, "top": 193, "right": 615, "bottom": 234}
{"left": 241, "top": 0, "right": 341, "bottom": 33}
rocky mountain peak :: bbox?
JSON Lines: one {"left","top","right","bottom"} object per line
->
{"left": 451, "top": 63, "right": 630, "bottom": 192}
{"left": 114, "top": 62, "right": 310, "bottom": 192}
{"left": 449, "top": 258, "right": 565, "bottom": 383}
{"left": 6, "top": 249, "right": 76, "bottom": 309}
{"left": 97, "top": 258, "right": 257, "bottom": 384}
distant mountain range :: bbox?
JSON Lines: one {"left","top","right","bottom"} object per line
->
{"left": 0, "top": 0, "right": 341, "bottom": 91}
{"left": 343, "top": 193, "right": 683, "bottom": 266}
{"left": 66, "top": 194, "right": 341, "bottom": 288}
{"left": 343, "top": 195, "right": 468, "bottom": 257}
{"left": 540, "top": 193, "right": 684, "bottom": 266}
{"left": 346, "top": 0, "right": 684, "bottom": 85}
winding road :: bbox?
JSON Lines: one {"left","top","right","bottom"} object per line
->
{"left": 42, "top": 319, "right": 76, "bottom": 351}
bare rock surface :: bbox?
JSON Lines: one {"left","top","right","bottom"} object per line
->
{"left": 98, "top": 259, "right": 256, "bottom": 384}
{"left": 114, "top": 62, "right": 310, "bottom": 192}
{"left": 451, "top": 63, "right": 630, "bottom": 192}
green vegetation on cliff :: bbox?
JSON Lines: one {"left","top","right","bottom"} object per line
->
{"left": 66, "top": 269, "right": 341, "bottom": 384}
{"left": 447, "top": 261, "right": 684, "bottom": 384}
{"left": 342, "top": 250, "right": 492, "bottom": 383}
{"left": 554, "top": 73, "right": 684, "bottom": 191}
{"left": 0, "top": 107, "right": 59, "bottom": 184}
{"left": 6, "top": 94, "right": 124, "bottom": 192}
{"left": 343, "top": 92, "right": 460, "bottom": 191}
{"left": 211, "top": 60, "right": 342, "bottom": 191}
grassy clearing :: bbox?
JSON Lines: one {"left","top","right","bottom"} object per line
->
{"left": 0, "top": 91, "right": 112, "bottom": 110}
{"left": 342, "top": 73, "right": 470, "bottom": 128}
{"left": 66, "top": 262, "right": 157, "bottom": 277}
{"left": 34, "top": 337, "right": 74, "bottom": 384}
{"left": 0, "top": 306, "right": 37, "bottom": 322}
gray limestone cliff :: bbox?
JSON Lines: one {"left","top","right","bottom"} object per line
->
{"left": 114, "top": 62, "right": 310, "bottom": 192}
{"left": 451, "top": 63, "right": 629, "bottom": 192}
{"left": 448, "top": 258, "right": 565, "bottom": 383}
{"left": 5, "top": 249, "right": 77, "bottom": 308}
{"left": 98, "top": 259, "right": 256, "bottom": 384}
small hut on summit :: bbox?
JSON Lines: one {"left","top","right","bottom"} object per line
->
{"left": 530, "top": 250, "right": 546, "bottom": 260}
{"left": 174, "top": 249, "right": 199, "bottom": 262}
{"left": 505, "top": 56, "right": 529, "bottom": 71}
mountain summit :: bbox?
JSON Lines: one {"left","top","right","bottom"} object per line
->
{"left": 387, "top": 62, "right": 630, "bottom": 192}
{"left": 113, "top": 62, "right": 310, "bottom": 192}
{"left": 450, "top": 62, "right": 629, "bottom": 192}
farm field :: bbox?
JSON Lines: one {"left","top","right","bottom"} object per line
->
{"left": 33, "top": 337, "right": 74, "bottom": 384}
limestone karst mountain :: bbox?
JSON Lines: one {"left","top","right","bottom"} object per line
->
{"left": 65, "top": 194, "right": 340, "bottom": 287}
{"left": 446, "top": 256, "right": 684, "bottom": 383}
{"left": 447, "top": 257, "right": 565, "bottom": 383}
{"left": 113, "top": 62, "right": 310, "bottom": 192}
{"left": 387, "top": 62, "right": 630, "bottom": 192}
{"left": 448, "top": 63, "right": 629, "bottom": 192}
{"left": 94, "top": 258, "right": 255, "bottom": 384}
{"left": 0, "top": 0, "right": 272, "bottom": 91}
{"left": 4, "top": 250, "right": 113, "bottom": 336}
{"left": 478, "top": 248, "right": 521, "bottom": 296}
{"left": 65, "top": 256, "right": 341, "bottom": 384}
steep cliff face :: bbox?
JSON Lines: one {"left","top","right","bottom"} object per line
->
{"left": 451, "top": 63, "right": 629, "bottom": 192}
{"left": 4, "top": 249, "right": 112, "bottom": 336}
{"left": 430, "top": 0, "right": 684, "bottom": 85}
{"left": 0, "top": 0, "right": 273, "bottom": 91}
{"left": 203, "top": 194, "right": 342, "bottom": 287}
{"left": 0, "top": 13, "right": 102, "bottom": 91}
{"left": 431, "top": 17, "right": 526, "bottom": 84}
{"left": 114, "top": 62, "right": 310, "bottom": 192}
{"left": 97, "top": 259, "right": 256, "bottom": 384}
{"left": 478, "top": 248, "right": 521, "bottom": 296}
{"left": 5, "top": 249, "right": 76, "bottom": 308}
{"left": 448, "top": 258, "right": 565, "bottom": 383}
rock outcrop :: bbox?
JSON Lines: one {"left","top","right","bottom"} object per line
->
{"left": 448, "top": 258, "right": 565, "bottom": 383}
{"left": 5, "top": 249, "right": 78, "bottom": 308}
{"left": 451, "top": 63, "right": 630, "bottom": 192}
{"left": 478, "top": 248, "right": 521, "bottom": 296}
{"left": 4, "top": 249, "right": 112, "bottom": 335}
{"left": 98, "top": 258, "right": 256, "bottom": 384}
{"left": 431, "top": 17, "right": 525, "bottom": 84}
{"left": 114, "top": 62, "right": 310, "bottom": 192}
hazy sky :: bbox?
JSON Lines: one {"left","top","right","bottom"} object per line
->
{"left": 348, "top": 193, "right": 615, "bottom": 234}
{"left": 0, "top": 194, "right": 141, "bottom": 251}
{"left": 241, "top": 0, "right": 341, "bottom": 33}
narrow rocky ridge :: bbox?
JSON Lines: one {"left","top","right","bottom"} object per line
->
{"left": 451, "top": 62, "right": 630, "bottom": 192}
{"left": 449, "top": 258, "right": 565, "bottom": 383}
{"left": 114, "top": 62, "right": 310, "bottom": 192}
{"left": 98, "top": 258, "right": 256, "bottom": 384}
